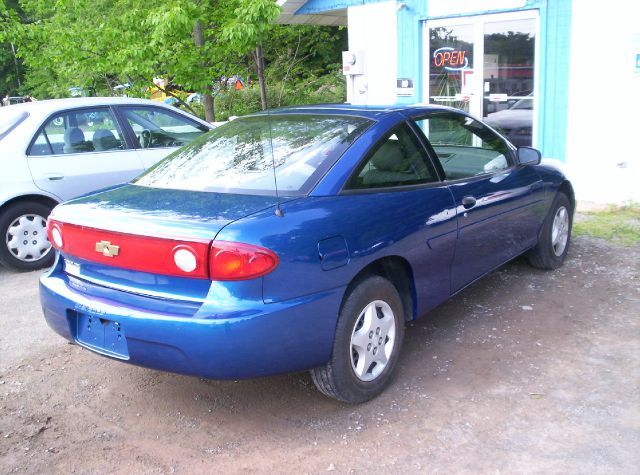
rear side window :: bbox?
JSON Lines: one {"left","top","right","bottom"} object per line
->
{"left": 415, "top": 112, "right": 511, "bottom": 179}
{"left": 120, "top": 107, "right": 209, "bottom": 149}
{"left": 345, "top": 123, "right": 439, "bottom": 190}
{"left": 0, "top": 110, "right": 28, "bottom": 141}
{"left": 29, "top": 108, "right": 125, "bottom": 156}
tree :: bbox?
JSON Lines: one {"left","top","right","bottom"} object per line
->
{"left": 0, "top": 0, "right": 25, "bottom": 95}
{"left": 220, "top": 0, "right": 280, "bottom": 110}
{"left": 2, "top": 0, "right": 346, "bottom": 119}
{"left": 4, "top": 0, "right": 158, "bottom": 97}
{"left": 262, "top": 24, "right": 347, "bottom": 107}
{"left": 4, "top": 1, "right": 277, "bottom": 116}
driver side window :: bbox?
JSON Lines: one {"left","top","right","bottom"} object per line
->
{"left": 415, "top": 113, "right": 512, "bottom": 180}
{"left": 121, "top": 107, "right": 209, "bottom": 149}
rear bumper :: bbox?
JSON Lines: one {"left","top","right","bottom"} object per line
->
{"left": 39, "top": 264, "right": 344, "bottom": 379}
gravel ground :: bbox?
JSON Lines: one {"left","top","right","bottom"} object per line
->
{"left": 0, "top": 235, "right": 638, "bottom": 474}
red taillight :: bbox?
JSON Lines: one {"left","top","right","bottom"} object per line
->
{"left": 47, "top": 219, "right": 278, "bottom": 281}
{"left": 209, "top": 241, "right": 278, "bottom": 281}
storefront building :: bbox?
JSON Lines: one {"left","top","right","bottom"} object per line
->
{"left": 278, "top": 0, "right": 640, "bottom": 204}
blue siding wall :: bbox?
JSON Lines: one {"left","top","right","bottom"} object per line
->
{"left": 535, "top": 0, "right": 572, "bottom": 161}
{"left": 396, "top": 2, "right": 428, "bottom": 105}
{"left": 297, "top": 0, "right": 386, "bottom": 14}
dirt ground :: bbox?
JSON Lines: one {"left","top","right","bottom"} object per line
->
{"left": 0, "top": 233, "right": 638, "bottom": 474}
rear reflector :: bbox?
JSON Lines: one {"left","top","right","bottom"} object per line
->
{"left": 50, "top": 224, "right": 63, "bottom": 248}
{"left": 47, "top": 219, "right": 279, "bottom": 281}
{"left": 173, "top": 246, "right": 198, "bottom": 273}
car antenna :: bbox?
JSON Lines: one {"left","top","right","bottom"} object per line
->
{"left": 266, "top": 109, "right": 284, "bottom": 218}
{"left": 259, "top": 19, "right": 284, "bottom": 218}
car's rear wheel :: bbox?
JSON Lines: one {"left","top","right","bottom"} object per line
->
{"left": 311, "top": 275, "right": 405, "bottom": 403}
{"left": 528, "top": 192, "right": 572, "bottom": 270}
{"left": 0, "top": 201, "right": 54, "bottom": 271}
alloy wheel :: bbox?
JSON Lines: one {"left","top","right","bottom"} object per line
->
{"left": 551, "top": 206, "right": 569, "bottom": 257}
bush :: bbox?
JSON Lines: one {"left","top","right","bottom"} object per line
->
{"left": 212, "top": 69, "right": 346, "bottom": 121}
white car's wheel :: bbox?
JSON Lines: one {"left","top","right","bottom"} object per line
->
{"left": 0, "top": 202, "right": 54, "bottom": 271}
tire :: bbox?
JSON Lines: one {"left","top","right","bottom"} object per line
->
{"left": 311, "top": 275, "right": 405, "bottom": 403}
{"left": 528, "top": 192, "right": 572, "bottom": 270}
{"left": 0, "top": 201, "right": 55, "bottom": 271}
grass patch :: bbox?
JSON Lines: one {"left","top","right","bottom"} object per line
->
{"left": 573, "top": 204, "right": 640, "bottom": 246}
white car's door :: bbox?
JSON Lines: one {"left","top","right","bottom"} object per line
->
{"left": 117, "top": 105, "right": 210, "bottom": 169}
{"left": 26, "top": 107, "right": 145, "bottom": 201}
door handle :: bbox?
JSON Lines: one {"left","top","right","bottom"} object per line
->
{"left": 45, "top": 174, "right": 64, "bottom": 181}
{"left": 461, "top": 195, "right": 476, "bottom": 209}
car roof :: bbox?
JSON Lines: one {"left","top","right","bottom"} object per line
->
{"left": 4, "top": 99, "right": 459, "bottom": 120}
{"left": 0, "top": 97, "right": 213, "bottom": 127}
{"left": 2, "top": 97, "right": 181, "bottom": 114}
{"left": 251, "top": 103, "right": 458, "bottom": 120}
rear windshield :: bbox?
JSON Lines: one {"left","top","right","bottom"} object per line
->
{"left": 134, "top": 114, "right": 372, "bottom": 195}
{"left": 0, "top": 110, "right": 28, "bottom": 141}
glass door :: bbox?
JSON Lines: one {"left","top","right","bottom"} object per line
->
{"left": 482, "top": 17, "right": 536, "bottom": 146}
{"left": 428, "top": 23, "right": 476, "bottom": 114}
{"left": 426, "top": 11, "right": 538, "bottom": 146}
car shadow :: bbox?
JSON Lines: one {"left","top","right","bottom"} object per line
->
{"left": 83, "top": 250, "right": 582, "bottom": 439}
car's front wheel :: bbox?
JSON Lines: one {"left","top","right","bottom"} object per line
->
{"left": 311, "top": 275, "right": 405, "bottom": 403}
{"left": 528, "top": 192, "right": 572, "bottom": 270}
{"left": 0, "top": 201, "right": 54, "bottom": 271}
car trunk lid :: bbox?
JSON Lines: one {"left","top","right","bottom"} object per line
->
{"left": 49, "top": 184, "right": 289, "bottom": 301}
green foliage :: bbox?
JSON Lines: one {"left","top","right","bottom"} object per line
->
{"left": 0, "top": 42, "right": 21, "bottom": 95}
{"left": 0, "top": 0, "right": 347, "bottom": 117}
{"left": 220, "top": 0, "right": 280, "bottom": 53}
{"left": 266, "top": 24, "right": 346, "bottom": 80}
{"left": 9, "top": 0, "right": 156, "bottom": 96}
{"left": 215, "top": 69, "right": 346, "bottom": 120}
{"left": 211, "top": 23, "right": 347, "bottom": 119}
{"left": 573, "top": 204, "right": 640, "bottom": 246}
{"left": 0, "top": 0, "right": 24, "bottom": 94}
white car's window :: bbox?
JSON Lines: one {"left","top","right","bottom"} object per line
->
{"left": 120, "top": 107, "right": 209, "bottom": 149}
{"left": 415, "top": 112, "right": 511, "bottom": 180}
{"left": 29, "top": 108, "right": 125, "bottom": 156}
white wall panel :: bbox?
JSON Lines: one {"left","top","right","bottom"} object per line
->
{"left": 346, "top": 1, "right": 397, "bottom": 105}
{"left": 565, "top": 1, "right": 640, "bottom": 203}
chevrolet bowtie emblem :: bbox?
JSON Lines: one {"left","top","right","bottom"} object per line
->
{"left": 95, "top": 240, "right": 120, "bottom": 257}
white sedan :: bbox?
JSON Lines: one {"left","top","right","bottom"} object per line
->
{"left": 0, "top": 97, "right": 213, "bottom": 271}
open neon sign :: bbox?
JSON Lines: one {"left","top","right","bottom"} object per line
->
{"left": 433, "top": 47, "right": 469, "bottom": 71}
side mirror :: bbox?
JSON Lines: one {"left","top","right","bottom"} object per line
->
{"left": 517, "top": 146, "right": 541, "bottom": 165}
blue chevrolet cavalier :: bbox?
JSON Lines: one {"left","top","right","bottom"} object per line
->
{"left": 40, "top": 105, "right": 574, "bottom": 403}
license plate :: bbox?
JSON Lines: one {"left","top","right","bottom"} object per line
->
{"left": 75, "top": 313, "right": 129, "bottom": 359}
{"left": 64, "top": 259, "right": 81, "bottom": 277}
